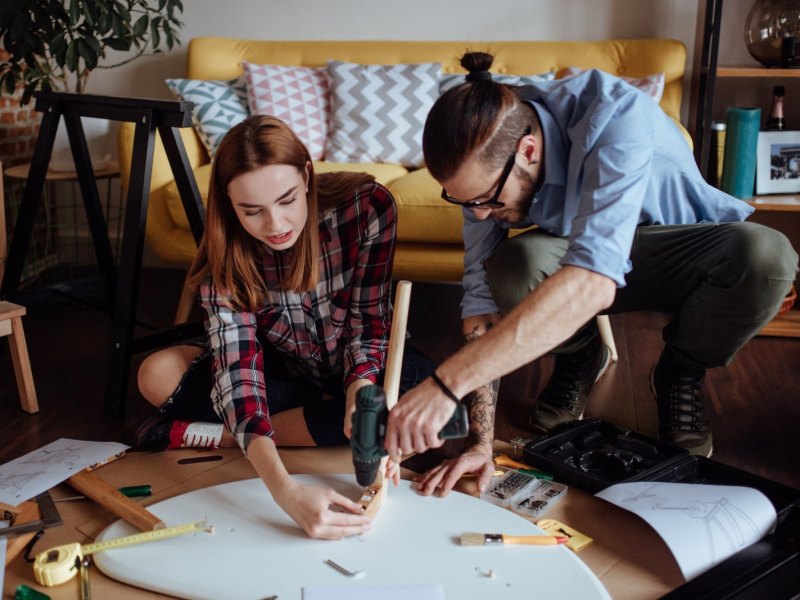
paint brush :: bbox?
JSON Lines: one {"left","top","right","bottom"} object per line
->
{"left": 460, "top": 532, "right": 569, "bottom": 546}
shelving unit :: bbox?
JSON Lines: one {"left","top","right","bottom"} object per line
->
{"left": 694, "top": 0, "right": 800, "bottom": 338}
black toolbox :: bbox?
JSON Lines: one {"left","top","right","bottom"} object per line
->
{"left": 522, "top": 419, "right": 799, "bottom": 518}
{"left": 521, "top": 419, "right": 800, "bottom": 598}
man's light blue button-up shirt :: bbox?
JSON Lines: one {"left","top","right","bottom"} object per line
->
{"left": 461, "top": 69, "right": 754, "bottom": 319}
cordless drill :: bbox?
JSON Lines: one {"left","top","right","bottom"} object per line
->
{"left": 351, "top": 384, "right": 469, "bottom": 487}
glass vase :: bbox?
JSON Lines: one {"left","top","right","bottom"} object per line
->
{"left": 745, "top": 0, "right": 800, "bottom": 67}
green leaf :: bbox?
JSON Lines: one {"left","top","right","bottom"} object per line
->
{"left": 85, "top": 35, "right": 101, "bottom": 54}
{"left": 10, "top": 13, "right": 31, "bottom": 41}
{"left": 69, "top": 0, "right": 80, "bottom": 26}
{"left": 133, "top": 14, "right": 147, "bottom": 37}
{"left": 0, "top": 73, "right": 12, "bottom": 96}
{"left": 103, "top": 36, "right": 130, "bottom": 52}
{"left": 158, "top": 0, "right": 166, "bottom": 10}
{"left": 84, "top": 2, "right": 97, "bottom": 28}
{"left": 111, "top": 12, "right": 123, "bottom": 36}
{"left": 65, "top": 39, "right": 78, "bottom": 71}
{"left": 97, "top": 11, "right": 111, "bottom": 34}
{"left": 21, "top": 83, "right": 34, "bottom": 105}
{"left": 50, "top": 31, "right": 66, "bottom": 55}
{"left": 77, "top": 38, "right": 97, "bottom": 70}
{"left": 115, "top": 1, "right": 130, "bottom": 23}
{"left": 54, "top": 42, "right": 67, "bottom": 67}
{"left": 150, "top": 19, "right": 160, "bottom": 49}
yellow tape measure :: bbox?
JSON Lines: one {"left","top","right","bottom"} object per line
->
{"left": 33, "top": 520, "right": 211, "bottom": 587}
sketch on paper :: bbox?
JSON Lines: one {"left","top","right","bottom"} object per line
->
{"left": 617, "top": 483, "right": 761, "bottom": 562}
{"left": 596, "top": 481, "right": 776, "bottom": 581}
{"left": 0, "top": 472, "right": 44, "bottom": 496}
{"left": 0, "top": 439, "right": 128, "bottom": 505}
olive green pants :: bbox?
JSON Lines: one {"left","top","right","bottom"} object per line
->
{"left": 484, "top": 222, "right": 798, "bottom": 372}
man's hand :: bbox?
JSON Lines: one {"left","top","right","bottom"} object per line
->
{"left": 384, "top": 377, "right": 458, "bottom": 459}
{"left": 415, "top": 446, "right": 495, "bottom": 497}
{"left": 273, "top": 479, "right": 371, "bottom": 540}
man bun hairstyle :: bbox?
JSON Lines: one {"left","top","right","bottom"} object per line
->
{"left": 462, "top": 51, "right": 494, "bottom": 82}
{"left": 423, "top": 51, "right": 537, "bottom": 182}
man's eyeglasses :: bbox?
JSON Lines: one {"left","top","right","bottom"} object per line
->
{"left": 441, "top": 125, "right": 532, "bottom": 211}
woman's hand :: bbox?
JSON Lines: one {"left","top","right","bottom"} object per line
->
{"left": 273, "top": 479, "right": 371, "bottom": 539}
{"left": 247, "top": 436, "right": 370, "bottom": 539}
{"left": 415, "top": 446, "right": 495, "bottom": 497}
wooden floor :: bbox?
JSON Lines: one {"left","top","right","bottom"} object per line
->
{"left": 1, "top": 270, "right": 799, "bottom": 491}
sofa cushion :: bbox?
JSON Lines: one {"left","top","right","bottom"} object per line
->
{"left": 164, "top": 162, "right": 409, "bottom": 232}
{"left": 325, "top": 60, "right": 440, "bottom": 168}
{"left": 387, "top": 168, "right": 464, "bottom": 244}
{"left": 165, "top": 76, "right": 249, "bottom": 157}
{"left": 440, "top": 70, "right": 556, "bottom": 94}
{"left": 242, "top": 62, "right": 329, "bottom": 160}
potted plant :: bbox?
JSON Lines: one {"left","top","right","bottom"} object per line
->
{"left": 0, "top": 0, "right": 184, "bottom": 169}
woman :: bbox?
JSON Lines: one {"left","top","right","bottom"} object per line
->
{"left": 134, "top": 115, "right": 434, "bottom": 539}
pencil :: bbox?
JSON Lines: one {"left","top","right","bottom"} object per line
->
{"left": 460, "top": 532, "right": 569, "bottom": 546}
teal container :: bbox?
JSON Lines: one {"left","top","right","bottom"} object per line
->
{"left": 720, "top": 107, "right": 761, "bottom": 199}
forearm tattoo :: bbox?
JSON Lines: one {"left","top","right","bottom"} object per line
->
{"left": 463, "top": 316, "right": 500, "bottom": 448}
{"left": 464, "top": 380, "right": 500, "bottom": 448}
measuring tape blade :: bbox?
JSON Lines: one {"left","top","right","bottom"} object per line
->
{"left": 33, "top": 520, "right": 210, "bottom": 587}
{"left": 81, "top": 519, "right": 209, "bottom": 554}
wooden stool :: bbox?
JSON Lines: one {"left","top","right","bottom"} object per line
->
{"left": 0, "top": 301, "right": 39, "bottom": 413}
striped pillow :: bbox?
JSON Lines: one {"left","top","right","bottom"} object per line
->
{"left": 561, "top": 67, "right": 665, "bottom": 103}
{"left": 439, "top": 70, "right": 556, "bottom": 94}
{"left": 325, "top": 60, "right": 441, "bottom": 168}
{"left": 165, "top": 77, "right": 249, "bottom": 157}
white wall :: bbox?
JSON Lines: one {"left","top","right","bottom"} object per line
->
{"left": 88, "top": 0, "right": 701, "bottom": 114}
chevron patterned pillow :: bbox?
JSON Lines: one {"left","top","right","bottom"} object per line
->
{"left": 243, "top": 62, "right": 330, "bottom": 160}
{"left": 439, "top": 70, "right": 556, "bottom": 94}
{"left": 326, "top": 60, "right": 441, "bottom": 168}
{"left": 166, "top": 76, "right": 250, "bottom": 157}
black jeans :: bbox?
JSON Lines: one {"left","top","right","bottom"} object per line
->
{"left": 485, "top": 222, "right": 798, "bottom": 372}
{"left": 160, "top": 342, "right": 437, "bottom": 447}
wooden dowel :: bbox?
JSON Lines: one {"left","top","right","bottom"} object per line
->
{"left": 362, "top": 281, "right": 413, "bottom": 518}
{"left": 67, "top": 470, "right": 164, "bottom": 531}
{"left": 383, "top": 280, "right": 412, "bottom": 409}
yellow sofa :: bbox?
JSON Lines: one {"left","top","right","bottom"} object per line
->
{"left": 118, "top": 37, "right": 688, "bottom": 283}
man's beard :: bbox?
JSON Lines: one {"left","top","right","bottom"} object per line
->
{"left": 492, "top": 166, "right": 537, "bottom": 227}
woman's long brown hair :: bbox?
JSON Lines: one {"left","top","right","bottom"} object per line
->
{"left": 188, "top": 115, "right": 374, "bottom": 312}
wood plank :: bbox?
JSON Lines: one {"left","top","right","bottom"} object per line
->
{"left": 716, "top": 66, "right": 800, "bottom": 78}
{"left": 746, "top": 195, "right": 800, "bottom": 212}
{"left": 759, "top": 310, "right": 800, "bottom": 337}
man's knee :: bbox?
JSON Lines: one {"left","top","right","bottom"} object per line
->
{"left": 485, "top": 231, "right": 567, "bottom": 313}
{"left": 727, "top": 222, "right": 799, "bottom": 316}
{"left": 734, "top": 222, "right": 798, "bottom": 282}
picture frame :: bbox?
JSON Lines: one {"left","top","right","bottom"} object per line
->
{"left": 755, "top": 130, "right": 800, "bottom": 195}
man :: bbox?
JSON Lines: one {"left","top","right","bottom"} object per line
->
{"left": 384, "top": 52, "right": 798, "bottom": 496}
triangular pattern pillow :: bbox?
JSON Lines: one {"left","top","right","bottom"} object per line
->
{"left": 439, "top": 70, "right": 556, "bottom": 94}
{"left": 326, "top": 60, "right": 441, "bottom": 168}
{"left": 165, "top": 76, "right": 250, "bottom": 158}
{"left": 243, "top": 62, "right": 330, "bottom": 161}
{"left": 561, "top": 67, "right": 665, "bottom": 103}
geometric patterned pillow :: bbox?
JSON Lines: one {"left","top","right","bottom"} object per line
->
{"left": 325, "top": 60, "right": 441, "bottom": 168}
{"left": 439, "top": 70, "right": 556, "bottom": 94}
{"left": 561, "top": 67, "right": 666, "bottom": 103}
{"left": 165, "top": 76, "right": 250, "bottom": 158}
{"left": 243, "top": 62, "right": 329, "bottom": 160}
